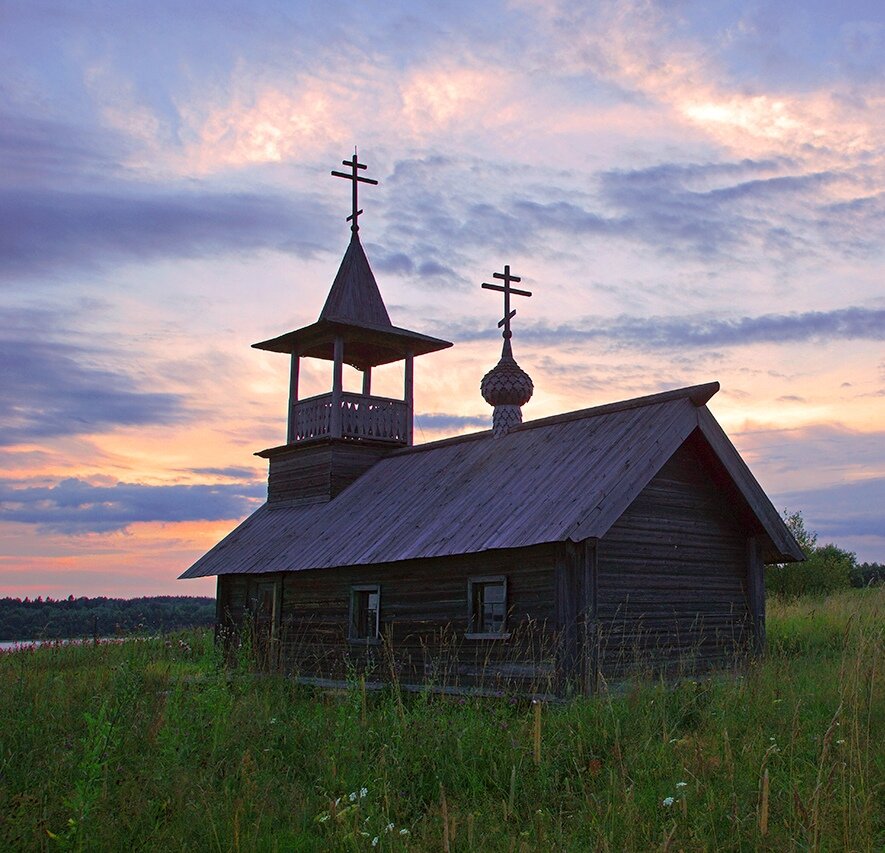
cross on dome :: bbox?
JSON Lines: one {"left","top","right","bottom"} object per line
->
{"left": 480, "top": 264, "right": 535, "bottom": 437}
{"left": 481, "top": 264, "right": 532, "bottom": 341}
{"left": 331, "top": 149, "right": 379, "bottom": 234}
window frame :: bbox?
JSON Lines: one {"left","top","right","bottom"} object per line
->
{"left": 466, "top": 575, "right": 510, "bottom": 639}
{"left": 348, "top": 583, "right": 381, "bottom": 644}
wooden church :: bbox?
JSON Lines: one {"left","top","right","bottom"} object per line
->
{"left": 180, "top": 154, "right": 803, "bottom": 696}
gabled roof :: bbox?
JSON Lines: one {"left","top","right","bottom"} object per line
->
{"left": 180, "top": 382, "right": 802, "bottom": 580}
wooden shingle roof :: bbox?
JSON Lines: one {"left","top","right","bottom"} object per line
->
{"left": 251, "top": 235, "right": 452, "bottom": 368}
{"left": 180, "top": 382, "right": 803, "bottom": 580}
{"left": 318, "top": 236, "right": 391, "bottom": 327}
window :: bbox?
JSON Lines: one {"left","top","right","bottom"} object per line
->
{"left": 467, "top": 576, "right": 508, "bottom": 638}
{"left": 349, "top": 584, "right": 380, "bottom": 642}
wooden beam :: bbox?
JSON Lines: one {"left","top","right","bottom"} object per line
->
{"left": 584, "top": 539, "right": 599, "bottom": 696}
{"left": 214, "top": 576, "right": 223, "bottom": 647}
{"left": 555, "top": 540, "right": 585, "bottom": 696}
{"left": 404, "top": 352, "right": 414, "bottom": 446}
{"left": 287, "top": 352, "right": 300, "bottom": 443}
{"left": 331, "top": 336, "right": 344, "bottom": 438}
{"left": 747, "top": 535, "right": 766, "bottom": 656}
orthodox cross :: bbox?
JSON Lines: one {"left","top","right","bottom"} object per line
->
{"left": 331, "top": 150, "right": 378, "bottom": 234}
{"left": 482, "top": 264, "right": 532, "bottom": 340}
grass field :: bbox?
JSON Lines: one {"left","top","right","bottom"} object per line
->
{"left": 1, "top": 588, "right": 882, "bottom": 851}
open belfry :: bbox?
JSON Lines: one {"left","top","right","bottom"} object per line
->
{"left": 181, "top": 154, "right": 802, "bottom": 696}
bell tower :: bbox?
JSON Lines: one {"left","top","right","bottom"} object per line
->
{"left": 254, "top": 153, "right": 452, "bottom": 505}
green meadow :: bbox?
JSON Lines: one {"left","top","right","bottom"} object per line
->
{"left": 1, "top": 588, "right": 882, "bottom": 852}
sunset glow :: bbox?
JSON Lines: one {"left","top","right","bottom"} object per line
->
{"left": 1, "top": 0, "right": 882, "bottom": 597}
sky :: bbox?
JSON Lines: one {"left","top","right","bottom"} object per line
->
{"left": 1, "top": 0, "right": 883, "bottom": 599}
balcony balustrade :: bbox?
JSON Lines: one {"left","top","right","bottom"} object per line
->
{"left": 290, "top": 392, "right": 409, "bottom": 444}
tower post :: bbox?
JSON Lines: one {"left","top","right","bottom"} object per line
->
{"left": 404, "top": 352, "right": 414, "bottom": 445}
{"left": 331, "top": 336, "right": 344, "bottom": 438}
{"left": 287, "top": 349, "right": 300, "bottom": 443}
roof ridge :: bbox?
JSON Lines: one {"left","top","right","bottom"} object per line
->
{"left": 395, "top": 381, "right": 719, "bottom": 457}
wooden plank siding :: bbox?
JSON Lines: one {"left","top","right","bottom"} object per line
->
{"left": 218, "top": 544, "right": 559, "bottom": 694}
{"left": 263, "top": 440, "right": 393, "bottom": 506}
{"left": 596, "top": 437, "right": 752, "bottom": 679}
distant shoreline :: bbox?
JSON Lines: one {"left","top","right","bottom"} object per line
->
{"left": 0, "top": 637, "right": 122, "bottom": 652}
{"left": 0, "top": 595, "right": 215, "bottom": 643}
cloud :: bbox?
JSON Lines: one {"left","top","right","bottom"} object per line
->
{"left": 773, "top": 477, "right": 885, "bottom": 542}
{"left": 0, "top": 107, "right": 340, "bottom": 281}
{"left": 415, "top": 412, "right": 490, "bottom": 432}
{"left": 0, "top": 307, "right": 188, "bottom": 445}
{"left": 0, "top": 112, "right": 130, "bottom": 187}
{"left": 733, "top": 423, "right": 885, "bottom": 489}
{"left": 445, "top": 306, "right": 885, "bottom": 351}
{"left": 519, "top": 0, "right": 885, "bottom": 162}
{"left": 377, "top": 154, "right": 882, "bottom": 270}
{"left": 189, "top": 466, "right": 260, "bottom": 480}
{"left": 0, "top": 477, "right": 264, "bottom": 533}
{"left": 0, "top": 185, "right": 332, "bottom": 280}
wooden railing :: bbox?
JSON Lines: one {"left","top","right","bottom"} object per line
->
{"left": 290, "top": 392, "right": 409, "bottom": 443}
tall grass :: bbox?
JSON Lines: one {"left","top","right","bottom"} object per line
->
{"left": 0, "top": 588, "right": 881, "bottom": 851}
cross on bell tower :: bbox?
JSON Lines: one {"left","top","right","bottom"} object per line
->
{"left": 331, "top": 150, "right": 378, "bottom": 235}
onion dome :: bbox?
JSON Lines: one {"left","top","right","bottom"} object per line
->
{"left": 481, "top": 339, "right": 534, "bottom": 436}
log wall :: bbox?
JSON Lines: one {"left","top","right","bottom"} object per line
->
{"left": 264, "top": 440, "right": 392, "bottom": 505}
{"left": 596, "top": 435, "right": 751, "bottom": 678}
{"left": 217, "top": 543, "right": 558, "bottom": 694}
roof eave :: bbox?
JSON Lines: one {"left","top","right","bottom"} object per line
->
{"left": 251, "top": 319, "right": 453, "bottom": 363}
{"left": 695, "top": 407, "right": 805, "bottom": 563}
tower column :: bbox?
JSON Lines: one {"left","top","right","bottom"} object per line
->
{"left": 331, "top": 336, "right": 344, "bottom": 438}
{"left": 404, "top": 352, "right": 414, "bottom": 446}
{"left": 362, "top": 366, "right": 372, "bottom": 396}
{"left": 287, "top": 350, "right": 300, "bottom": 444}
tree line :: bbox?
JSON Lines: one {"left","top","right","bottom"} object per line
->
{"left": 768, "top": 511, "right": 884, "bottom": 597}
{"left": 0, "top": 596, "right": 215, "bottom": 641}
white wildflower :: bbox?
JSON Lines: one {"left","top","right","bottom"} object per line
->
{"left": 399, "top": 828, "right": 410, "bottom": 835}
{"left": 385, "top": 822, "right": 395, "bottom": 832}
{"left": 676, "top": 782, "right": 687, "bottom": 788}
{"left": 662, "top": 796, "right": 675, "bottom": 807}
{"left": 318, "top": 814, "right": 330, "bottom": 823}
{"left": 836, "top": 738, "right": 845, "bottom": 744}
{"left": 360, "top": 787, "right": 368, "bottom": 798}
{"left": 349, "top": 792, "right": 357, "bottom": 802}
{"left": 334, "top": 797, "right": 341, "bottom": 807}
{"left": 371, "top": 837, "right": 379, "bottom": 847}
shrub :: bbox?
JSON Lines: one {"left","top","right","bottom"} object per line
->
{"left": 768, "top": 542, "right": 855, "bottom": 597}
{"left": 767, "top": 510, "right": 855, "bottom": 598}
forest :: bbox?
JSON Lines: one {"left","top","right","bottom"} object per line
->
{"left": 0, "top": 595, "right": 215, "bottom": 641}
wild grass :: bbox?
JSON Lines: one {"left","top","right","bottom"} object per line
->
{"left": 0, "top": 588, "right": 881, "bottom": 851}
